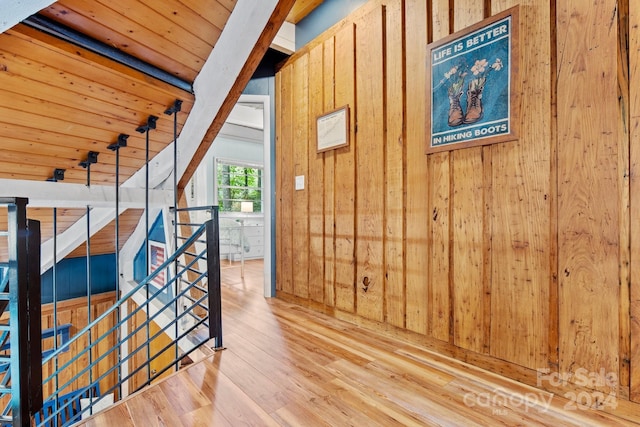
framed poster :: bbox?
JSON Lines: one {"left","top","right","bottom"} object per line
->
{"left": 426, "top": 6, "right": 519, "bottom": 153}
{"left": 317, "top": 105, "right": 350, "bottom": 152}
{"left": 148, "top": 240, "right": 173, "bottom": 304}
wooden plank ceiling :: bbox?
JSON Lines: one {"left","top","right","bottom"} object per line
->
{"left": 0, "top": 1, "right": 236, "bottom": 260}
{"left": 0, "top": 0, "right": 307, "bottom": 263}
{"left": 0, "top": 207, "right": 143, "bottom": 262}
{"left": 0, "top": 0, "right": 237, "bottom": 186}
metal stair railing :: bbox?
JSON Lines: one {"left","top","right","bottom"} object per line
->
{"left": 35, "top": 208, "right": 222, "bottom": 426}
{"left": 0, "top": 198, "right": 43, "bottom": 427}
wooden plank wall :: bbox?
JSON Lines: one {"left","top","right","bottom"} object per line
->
{"left": 557, "top": 0, "right": 622, "bottom": 397}
{"left": 40, "top": 293, "right": 118, "bottom": 400}
{"left": 0, "top": 293, "right": 118, "bottom": 412}
{"left": 630, "top": 0, "right": 640, "bottom": 403}
{"left": 127, "top": 300, "right": 176, "bottom": 392}
{"left": 276, "top": 0, "right": 639, "bottom": 405}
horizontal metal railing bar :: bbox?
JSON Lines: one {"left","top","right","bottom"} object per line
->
{"left": 176, "top": 258, "right": 204, "bottom": 268}
{"left": 0, "top": 325, "right": 9, "bottom": 332}
{"left": 40, "top": 216, "right": 222, "bottom": 424}
{"left": 176, "top": 245, "right": 207, "bottom": 260}
{"left": 176, "top": 262, "right": 206, "bottom": 279}
{"left": 0, "top": 231, "right": 8, "bottom": 237}
{"left": 128, "top": 310, "right": 208, "bottom": 384}
{"left": 192, "top": 283, "right": 208, "bottom": 294}
{"left": 132, "top": 316, "right": 210, "bottom": 393}
{"left": 171, "top": 205, "right": 216, "bottom": 212}
{"left": 0, "top": 293, "right": 9, "bottom": 300}
{"left": 180, "top": 239, "right": 207, "bottom": 246}
{"left": 176, "top": 259, "right": 203, "bottom": 269}
{"left": 42, "top": 277, "right": 176, "bottom": 383}
{"left": 177, "top": 270, "right": 207, "bottom": 285}
{"left": 175, "top": 251, "right": 206, "bottom": 275}
{"left": 178, "top": 252, "right": 207, "bottom": 261}
{"left": 185, "top": 309, "right": 206, "bottom": 324}
{"left": 178, "top": 275, "right": 206, "bottom": 288}
{"left": 73, "top": 304, "right": 207, "bottom": 416}
{"left": 91, "top": 318, "right": 210, "bottom": 421}
{"left": 41, "top": 291, "right": 210, "bottom": 425}
{"left": 176, "top": 263, "right": 204, "bottom": 276}
{"left": 176, "top": 222, "right": 204, "bottom": 227}
{"left": 181, "top": 282, "right": 208, "bottom": 297}
{"left": 42, "top": 265, "right": 210, "bottom": 394}
{"left": 134, "top": 340, "right": 209, "bottom": 392}
{"left": 40, "top": 384, "right": 101, "bottom": 426}
{"left": 43, "top": 277, "right": 207, "bottom": 392}
{"left": 84, "top": 295, "right": 210, "bottom": 405}
{"left": 41, "top": 222, "right": 208, "bottom": 365}
{"left": 182, "top": 250, "right": 204, "bottom": 258}
{"left": 175, "top": 237, "right": 207, "bottom": 244}
{"left": 179, "top": 295, "right": 208, "bottom": 313}
{"left": 180, "top": 280, "right": 209, "bottom": 293}
{"left": 179, "top": 268, "right": 207, "bottom": 280}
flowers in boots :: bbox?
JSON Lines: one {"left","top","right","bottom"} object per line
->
{"left": 441, "top": 57, "right": 503, "bottom": 127}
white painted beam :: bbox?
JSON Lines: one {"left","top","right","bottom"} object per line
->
{"left": 226, "top": 103, "right": 264, "bottom": 130}
{"left": 138, "top": 0, "right": 283, "bottom": 192}
{"left": 1, "top": 0, "right": 56, "bottom": 33}
{"left": 40, "top": 207, "right": 120, "bottom": 273}
{"left": 271, "top": 21, "right": 295, "bottom": 54}
{"left": 0, "top": 179, "right": 172, "bottom": 208}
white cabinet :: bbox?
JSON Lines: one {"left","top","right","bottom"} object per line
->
{"left": 218, "top": 215, "right": 264, "bottom": 261}
{"left": 241, "top": 224, "right": 264, "bottom": 259}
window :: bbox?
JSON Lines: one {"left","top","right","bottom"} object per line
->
{"left": 216, "top": 160, "right": 263, "bottom": 213}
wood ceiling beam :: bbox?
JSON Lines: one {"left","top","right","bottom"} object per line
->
{"left": 286, "top": 0, "right": 324, "bottom": 24}
{"left": 22, "top": 14, "right": 193, "bottom": 93}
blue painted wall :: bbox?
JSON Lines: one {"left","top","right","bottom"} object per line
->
{"left": 41, "top": 254, "right": 116, "bottom": 304}
{"left": 295, "top": 0, "right": 369, "bottom": 49}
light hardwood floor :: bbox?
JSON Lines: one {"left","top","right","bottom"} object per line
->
{"left": 77, "top": 260, "right": 640, "bottom": 426}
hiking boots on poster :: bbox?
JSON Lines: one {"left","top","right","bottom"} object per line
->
{"left": 463, "top": 86, "right": 483, "bottom": 124}
{"left": 448, "top": 91, "right": 464, "bottom": 126}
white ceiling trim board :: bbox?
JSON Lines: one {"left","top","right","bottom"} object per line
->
{"left": 39, "top": 207, "right": 124, "bottom": 273}
{"left": 1, "top": 0, "right": 56, "bottom": 33}
{"left": 0, "top": 179, "right": 172, "bottom": 208}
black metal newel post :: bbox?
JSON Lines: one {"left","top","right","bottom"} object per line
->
{"left": 206, "top": 207, "right": 223, "bottom": 350}
{"left": 107, "top": 134, "right": 128, "bottom": 399}
{"left": 45, "top": 169, "right": 64, "bottom": 420}
{"left": 136, "top": 115, "right": 157, "bottom": 383}
{"left": 164, "top": 99, "right": 182, "bottom": 370}
{"left": 52, "top": 207, "right": 59, "bottom": 418}
{"left": 79, "top": 150, "right": 98, "bottom": 414}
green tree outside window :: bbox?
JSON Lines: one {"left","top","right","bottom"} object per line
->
{"left": 217, "top": 163, "right": 263, "bottom": 212}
